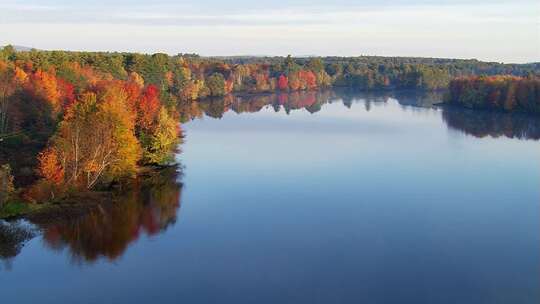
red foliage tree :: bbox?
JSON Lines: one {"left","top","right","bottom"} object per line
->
{"left": 124, "top": 82, "right": 142, "bottom": 113}
{"left": 57, "top": 78, "right": 75, "bottom": 111}
{"left": 137, "top": 85, "right": 161, "bottom": 131}
{"left": 278, "top": 75, "right": 289, "bottom": 91}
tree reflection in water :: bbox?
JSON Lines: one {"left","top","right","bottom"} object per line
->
{"left": 442, "top": 107, "right": 540, "bottom": 140}
{"left": 178, "top": 90, "right": 336, "bottom": 121}
{"left": 179, "top": 89, "right": 540, "bottom": 140}
{"left": 0, "top": 221, "right": 36, "bottom": 270}
{"left": 40, "top": 166, "right": 184, "bottom": 264}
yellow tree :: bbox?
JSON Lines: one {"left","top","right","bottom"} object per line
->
{"left": 49, "top": 84, "right": 141, "bottom": 189}
{"left": 128, "top": 72, "right": 145, "bottom": 88}
{"left": 141, "top": 107, "right": 181, "bottom": 165}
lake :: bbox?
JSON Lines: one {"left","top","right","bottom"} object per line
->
{"left": 1, "top": 90, "right": 539, "bottom": 304}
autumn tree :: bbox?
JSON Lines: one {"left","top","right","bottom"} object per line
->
{"left": 45, "top": 89, "right": 141, "bottom": 189}
{"left": 37, "top": 148, "right": 64, "bottom": 185}
{"left": 0, "top": 164, "right": 15, "bottom": 207}
{"left": 254, "top": 72, "right": 270, "bottom": 92}
{"left": 180, "top": 80, "right": 202, "bottom": 101}
{"left": 446, "top": 75, "right": 540, "bottom": 114}
{"left": 128, "top": 72, "right": 145, "bottom": 88}
{"left": 206, "top": 73, "right": 226, "bottom": 96}
{"left": 224, "top": 77, "right": 234, "bottom": 94}
{"left": 136, "top": 85, "right": 161, "bottom": 131}
{"left": 288, "top": 72, "right": 301, "bottom": 91}
{"left": 140, "top": 107, "right": 181, "bottom": 165}
{"left": 27, "top": 69, "right": 62, "bottom": 113}
{"left": 278, "top": 75, "right": 289, "bottom": 91}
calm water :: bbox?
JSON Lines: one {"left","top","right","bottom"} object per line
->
{"left": 1, "top": 90, "right": 539, "bottom": 304}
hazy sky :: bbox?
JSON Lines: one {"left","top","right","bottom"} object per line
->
{"left": 1, "top": 0, "right": 539, "bottom": 63}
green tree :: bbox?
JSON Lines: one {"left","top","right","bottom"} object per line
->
{"left": 141, "top": 107, "right": 181, "bottom": 165}
{"left": 206, "top": 73, "right": 226, "bottom": 96}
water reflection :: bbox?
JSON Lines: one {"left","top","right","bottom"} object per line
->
{"left": 0, "top": 166, "right": 184, "bottom": 266}
{"left": 0, "top": 221, "right": 36, "bottom": 270}
{"left": 442, "top": 107, "right": 540, "bottom": 140}
{"left": 178, "top": 89, "right": 540, "bottom": 140}
{"left": 40, "top": 166, "right": 183, "bottom": 263}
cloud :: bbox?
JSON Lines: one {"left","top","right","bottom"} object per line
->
{"left": 1, "top": 2, "right": 537, "bottom": 27}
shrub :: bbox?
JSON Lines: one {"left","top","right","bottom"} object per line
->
{"left": 0, "top": 164, "right": 14, "bottom": 207}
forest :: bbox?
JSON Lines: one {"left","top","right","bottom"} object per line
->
{"left": 446, "top": 75, "right": 540, "bottom": 114}
{"left": 1, "top": 45, "right": 539, "bottom": 98}
{"left": 0, "top": 45, "right": 539, "bottom": 216}
{"left": 0, "top": 48, "right": 182, "bottom": 211}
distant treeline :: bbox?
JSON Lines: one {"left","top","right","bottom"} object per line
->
{"left": 446, "top": 76, "right": 540, "bottom": 114}
{"left": 1, "top": 46, "right": 538, "bottom": 103}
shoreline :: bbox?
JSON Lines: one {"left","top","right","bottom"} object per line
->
{"left": 0, "top": 164, "right": 179, "bottom": 222}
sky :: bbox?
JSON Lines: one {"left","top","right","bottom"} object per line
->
{"left": 1, "top": 0, "right": 539, "bottom": 63}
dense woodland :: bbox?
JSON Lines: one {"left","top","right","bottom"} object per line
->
{"left": 1, "top": 46, "right": 539, "bottom": 97}
{"left": 446, "top": 76, "right": 540, "bottom": 114}
{"left": 0, "top": 45, "right": 539, "bottom": 209}
{"left": 0, "top": 47, "right": 182, "bottom": 206}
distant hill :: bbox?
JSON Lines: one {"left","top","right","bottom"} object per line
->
{"left": 1, "top": 45, "right": 35, "bottom": 52}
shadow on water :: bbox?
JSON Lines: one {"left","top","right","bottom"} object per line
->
{"left": 179, "top": 89, "right": 540, "bottom": 140}
{"left": 0, "top": 166, "right": 184, "bottom": 267}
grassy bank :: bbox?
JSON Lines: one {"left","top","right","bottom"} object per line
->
{"left": 0, "top": 201, "right": 44, "bottom": 219}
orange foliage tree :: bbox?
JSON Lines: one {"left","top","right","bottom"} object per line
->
{"left": 45, "top": 87, "right": 141, "bottom": 189}
{"left": 37, "top": 148, "right": 64, "bottom": 185}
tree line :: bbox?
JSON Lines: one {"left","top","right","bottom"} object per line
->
{"left": 446, "top": 75, "right": 540, "bottom": 114}
{"left": 2, "top": 46, "right": 538, "bottom": 100}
